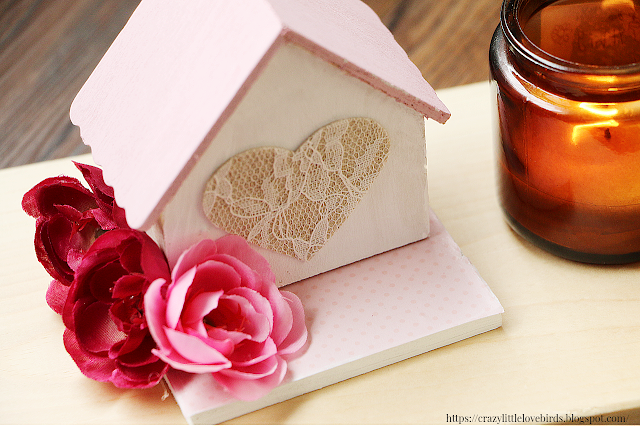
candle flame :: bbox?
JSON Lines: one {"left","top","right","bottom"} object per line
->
{"left": 572, "top": 120, "right": 619, "bottom": 145}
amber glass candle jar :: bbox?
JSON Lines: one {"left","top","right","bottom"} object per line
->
{"left": 490, "top": 0, "right": 640, "bottom": 263}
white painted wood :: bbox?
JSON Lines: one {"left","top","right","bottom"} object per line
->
{"left": 160, "top": 43, "right": 430, "bottom": 286}
{"left": 69, "top": 0, "right": 449, "bottom": 231}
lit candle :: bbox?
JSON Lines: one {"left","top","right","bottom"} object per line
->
{"left": 490, "top": 0, "right": 640, "bottom": 263}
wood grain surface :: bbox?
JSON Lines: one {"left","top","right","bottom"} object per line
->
{"left": 0, "top": 0, "right": 502, "bottom": 169}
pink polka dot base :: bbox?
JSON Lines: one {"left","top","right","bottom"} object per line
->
{"left": 167, "top": 210, "right": 503, "bottom": 424}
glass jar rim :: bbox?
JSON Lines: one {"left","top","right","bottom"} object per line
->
{"left": 502, "top": 0, "right": 640, "bottom": 78}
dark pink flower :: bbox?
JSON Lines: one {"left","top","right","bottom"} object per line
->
{"left": 22, "top": 162, "right": 128, "bottom": 313}
{"left": 144, "top": 235, "right": 307, "bottom": 400}
{"left": 62, "top": 229, "right": 170, "bottom": 388}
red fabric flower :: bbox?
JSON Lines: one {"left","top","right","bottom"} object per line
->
{"left": 22, "top": 162, "right": 128, "bottom": 313}
{"left": 62, "top": 229, "right": 170, "bottom": 388}
{"left": 145, "top": 236, "right": 308, "bottom": 400}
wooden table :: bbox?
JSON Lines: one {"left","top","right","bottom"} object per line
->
{"left": 2, "top": 1, "right": 640, "bottom": 424}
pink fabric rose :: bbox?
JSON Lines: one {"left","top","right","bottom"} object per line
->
{"left": 144, "top": 235, "right": 307, "bottom": 400}
{"left": 22, "top": 162, "right": 128, "bottom": 314}
{"left": 62, "top": 229, "right": 170, "bottom": 388}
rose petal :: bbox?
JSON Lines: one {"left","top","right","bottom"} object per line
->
{"left": 208, "top": 254, "right": 262, "bottom": 291}
{"left": 223, "top": 351, "right": 278, "bottom": 380}
{"left": 180, "top": 290, "right": 224, "bottom": 333}
{"left": 46, "top": 279, "right": 69, "bottom": 315}
{"left": 63, "top": 328, "right": 117, "bottom": 382}
{"left": 164, "top": 259, "right": 246, "bottom": 330}
{"left": 54, "top": 204, "right": 84, "bottom": 223}
{"left": 163, "top": 327, "right": 231, "bottom": 370}
{"left": 213, "top": 356, "right": 287, "bottom": 401}
{"left": 203, "top": 327, "right": 249, "bottom": 347}
{"left": 172, "top": 239, "right": 219, "bottom": 282}
{"left": 188, "top": 259, "right": 241, "bottom": 295}
{"left": 22, "top": 175, "right": 95, "bottom": 218}
{"left": 108, "top": 324, "right": 146, "bottom": 357}
{"left": 261, "top": 284, "right": 292, "bottom": 347}
{"left": 110, "top": 358, "right": 167, "bottom": 389}
{"left": 165, "top": 267, "right": 197, "bottom": 329}
{"left": 91, "top": 207, "right": 118, "bottom": 230}
{"left": 117, "top": 237, "right": 143, "bottom": 274}
{"left": 35, "top": 215, "right": 76, "bottom": 284}
{"left": 215, "top": 235, "right": 276, "bottom": 284}
{"left": 227, "top": 338, "right": 278, "bottom": 368}
{"left": 112, "top": 275, "right": 146, "bottom": 299}
{"left": 276, "top": 291, "right": 308, "bottom": 355}
{"left": 74, "top": 162, "right": 115, "bottom": 199}
{"left": 74, "top": 162, "right": 129, "bottom": 229}
{"left": 188, "top": 329, "right": 236, "bottom": 357}
{"left": 144, "top": 278, "right": 171, "bottom": 350}
{"left": 74, "top": 300, "right": 126, "bottom": 353}
{"left": 114, "top": 333, "right": 160, "bottom": 367}
{"left": 139, "top": 236, "right": 171, "bottom": 280}
{"left": 217, "top": 292, "right": 272, "bottom": 342}
{"left": 87, "top": 258, "right": 126, "bottom": 302}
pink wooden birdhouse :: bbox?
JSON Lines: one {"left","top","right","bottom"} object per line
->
{"left": 70, "top": 0, "right": 450, "bottom": 286}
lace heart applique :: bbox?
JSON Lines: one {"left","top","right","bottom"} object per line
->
{"left": 202, "top": 117, "right": 390, "bottom": 261}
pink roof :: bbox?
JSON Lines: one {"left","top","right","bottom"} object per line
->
{"left": 70, "top": 0, "right": 450, "bottom": 230}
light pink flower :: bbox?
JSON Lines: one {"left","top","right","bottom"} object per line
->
{"left": 144, "top": 235, "right": 307, "bottom": 400}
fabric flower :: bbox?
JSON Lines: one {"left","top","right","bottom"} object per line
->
{"left": 144, "top": 235, "right": 307, "bottom": 400}
{"left": 22, "top": 162, "right": 129, "bottom": 314}
{"left": 62, "top": 229, "right": 170, "bottom": 388}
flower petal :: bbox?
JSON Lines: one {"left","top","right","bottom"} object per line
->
{"left": 110, "top": 358, "right": 167, "bottom": 389}
{"left": 208, "top": 254, "right": 262, "bottom": 291}
{"left": 223, "top": 352, "right": 278, "bottom": 380}
{"left": 63, "top": 328, "right": 117, "bottom": 382}
{"left": 35, "top": 215, "right": 76, "bottom": 284}
{"left": 276, "top": 291, "right": 308, "bottom": 356}
{"left": 117, "top": 237, "right": 143, "bottom": 274}
{"left": 112, "top": 275, "right": 146, "bottom": 299}
{"left": 165, "top": 266, "right": 197, "bottom": 329}
{"left": 215, "top": 235, "right": 276, "bottom": 284}
{"left": 139, "top": 236, "right": 171, "bottom": 280}
{"left": 114, "top": 333, "right": 161, "bottom": 367}
{"left": 163, "top": 327, "right": 231, "bottom": 370}
{"left": 172, "top": 239, "right": 219, "bottom": 282}
{"left": 228, "top": 338, "right": 278, "bottom": 368}
{"left": 46, "top": 279, "right": 69, "bottom": 315}
{"left": 187, "top": 328, "right": 236, "bottom": 357}
{"left": 213, "top": 356, "right": 287, "bottom": 401}
{"left": 22, "top": 175, "right": 95, "bottom": 218}
{"left": 190, "top": 259, "right": 243, "bottom": 296}
{"left": 144, "top": 278, "right": 171, "bottom": 350}
{"left": 74, "top": 300, "right": 126, "bottom": 353}
{"left": 262, "top": 284, "right": 293, "bottom": 347}
{"left": 219, "top": 290, "right": 272, "bottom": 342}
{"left": 180, "top": 290, "right": 223, "bottom": 333}
{"left": 204, "top": 327, "right": 249, "bottom": 347}
{"left": 74, "top": 162, "right": 129, "bottom": 229}
{"left": 151, "top": 349, "right": 230, "bottom": 375}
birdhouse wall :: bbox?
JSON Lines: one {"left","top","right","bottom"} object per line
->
{"left": 158, "top": 42, "right": 430, "bottom": 286}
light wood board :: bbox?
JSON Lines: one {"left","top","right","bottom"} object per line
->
{"left": 1, "top": 82, "right": 639, "bottom": 424}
